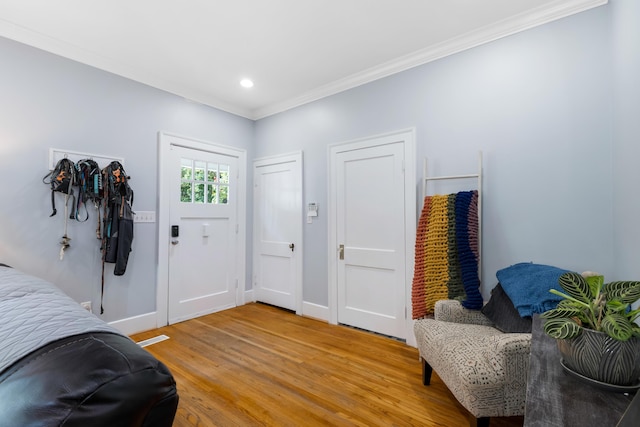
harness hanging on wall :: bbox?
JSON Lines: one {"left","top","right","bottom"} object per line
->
{"left": 75, "top": 159, "right": 103, "bottom": 238}
{"left": 43, "top": 158, "right": 77, "bottom": 260}
{"left": 100, "top": 161, "right": 134, "bottom": 314}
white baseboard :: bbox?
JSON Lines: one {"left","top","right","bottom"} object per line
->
{"left": 244, "top": 289, "right": 255, "bottom": 303}
{"left": 108, "top": 300, "right": 326, "bottom": 335}
{"left": 302, "top": 301, "right": 329, "bottom": 321}
{"left": 109, "top": 311, "right": 158, "bottom": 336}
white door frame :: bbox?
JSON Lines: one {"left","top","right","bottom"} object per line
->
{"left": 252, "top": 151, "right": 304, "bottom": 315}
{"left": 156, "top": 131, "right": 247, "bottom": 328}
{"left": 328, "top": 128, "right": 416, "bottom": 346}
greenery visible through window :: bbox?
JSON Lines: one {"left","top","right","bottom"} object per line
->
{"left": 180, "top": 159, "right": 229, "bottom": 204}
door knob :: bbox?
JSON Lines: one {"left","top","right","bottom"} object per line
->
{"left": 289, "top": 243, "right": 295, "bottom": 251}
{"left": 339, "top": 244, "right": 344, "bottom": 260}
{"left": 171, "top": 239, "right": 179, "bottom": 245}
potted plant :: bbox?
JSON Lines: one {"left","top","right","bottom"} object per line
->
{"left": 541, "top": 271, "right": 640, "bottom": 387}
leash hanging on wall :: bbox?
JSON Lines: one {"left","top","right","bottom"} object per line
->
{"left": 42, "top": 156, "right": 77, "bottom": 260}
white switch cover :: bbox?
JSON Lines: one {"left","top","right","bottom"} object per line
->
{"left": 134, "top": 211, "right": 156, "bottom": 223}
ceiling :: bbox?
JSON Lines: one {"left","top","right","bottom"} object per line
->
{"left": 0, "top": 0, "right": 605, "bottom": 120}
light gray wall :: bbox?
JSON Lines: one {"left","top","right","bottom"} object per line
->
{"left": 0, "top": 36, "right": 254, "bottom": 322}
{"left": 611, "top": 0, "right": 640, "bottom": 281}
{"left": 2, "top": 1, "right": 636, "bottom": 323}
{"left": 255, "top": 5, "right": 615, "bottom": 306}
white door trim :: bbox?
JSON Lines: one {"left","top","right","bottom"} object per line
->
{"left": 156, "top": 131, "right": 247, "bottom": 328}
{"left": 252, "top": 151, "right": 304, "bottom": 315}
{"left": 327, "top": 128, "right": 416, "bottom": 346}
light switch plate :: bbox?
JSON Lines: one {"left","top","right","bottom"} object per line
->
{"left": 134, "top": 211, "right": 156, "bottom": 223}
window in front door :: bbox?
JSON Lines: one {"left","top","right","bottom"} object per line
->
{"left": 180, "top": 158, "right": 230, "bottom": 204}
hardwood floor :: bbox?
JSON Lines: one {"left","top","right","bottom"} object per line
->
{"left": 131, "top": 303, "right": 524, "bottom": 427}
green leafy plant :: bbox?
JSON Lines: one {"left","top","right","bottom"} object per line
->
{"left": 541, "top": 271, "right": 640, "bottom": 341}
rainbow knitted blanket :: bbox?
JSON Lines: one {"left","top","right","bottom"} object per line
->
{"left": 411, "top": 190, "right": 482, "bottom": 318}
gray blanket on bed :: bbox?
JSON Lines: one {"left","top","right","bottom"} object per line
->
{"left": 0, "top": 266, "right": 121, "bottom": 373}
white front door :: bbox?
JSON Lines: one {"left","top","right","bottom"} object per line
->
{"left": 329, "top": 130, "right": 415, "bottom": 340}
{"left": 253, "top": 152, "right": 303, "bottom": 313}
{"left": 168, "top": 144, "right": 239, "bottom": 324}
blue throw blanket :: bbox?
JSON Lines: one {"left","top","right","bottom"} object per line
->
{"left": 496, "top": 262, "right": 571, "bottom": 317}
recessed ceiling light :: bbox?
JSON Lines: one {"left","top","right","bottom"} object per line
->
{"left": 240, "top": 78, "right": 254, "bottom": 88}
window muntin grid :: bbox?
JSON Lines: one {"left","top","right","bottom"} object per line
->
{"left": 180, "top": 158, "right": 229, "bottom": 204}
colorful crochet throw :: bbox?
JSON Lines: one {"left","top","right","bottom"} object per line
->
{"left": 411, "top": 190, "right": 482, "bottom": 318}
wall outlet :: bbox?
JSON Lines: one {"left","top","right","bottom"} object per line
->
{"left": 134, "top": 211, "right": 156, "bottom": 223}
{"left": 80, "top": 301, "right": 92, "bottom": 313}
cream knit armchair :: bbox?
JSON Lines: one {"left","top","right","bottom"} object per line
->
{"left": 413, "top": 300, "right": 531, "bottom": 427}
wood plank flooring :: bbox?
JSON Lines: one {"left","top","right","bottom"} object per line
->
{"left": 131, "top": 303, "right": 524, "bottom": 427}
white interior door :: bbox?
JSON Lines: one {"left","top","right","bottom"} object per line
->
{"left": 168, "top": 144, "right": 239, "bottom": 324}
{"left": 332, "top": 138, "right": 408, "bottom": 339}
{"left": 253, "top": 152, "right": 303, "bottom": 313}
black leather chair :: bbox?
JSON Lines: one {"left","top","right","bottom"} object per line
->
{"left": 0, "top": 332, "right": 178, "bottom": 427}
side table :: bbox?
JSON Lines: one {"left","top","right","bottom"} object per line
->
{"left": 524, "top": 315, "right": 635, "bottom": 426}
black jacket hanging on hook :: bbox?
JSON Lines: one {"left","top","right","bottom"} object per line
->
{"left": 104, "top": 199, "right": 134, "bottom": 275}
{"left": 102, "top": 161, "right": 134, "bottom": 274}
{"left": 101, "top": 161, "right": 134, "bottom": 313}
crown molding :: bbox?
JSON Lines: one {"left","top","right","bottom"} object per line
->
{"left": 251, "top": 0, "right": 608, "bottom": 120}
{"left": 0, "top": 18, "right": 255, "bottom": 119}
{"left": 0, "top": 0, "right": 607, "bottom": 121}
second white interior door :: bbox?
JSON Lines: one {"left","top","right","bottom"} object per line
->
{"left": 253, "top": 152, "right": 303, "bottom": 313}
{"left": 333, "top": 139, "right": 407, "bottom": 339}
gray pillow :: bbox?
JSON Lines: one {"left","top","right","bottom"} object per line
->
{"left": 481, "top": 283, "right": 532, "bottom": 333}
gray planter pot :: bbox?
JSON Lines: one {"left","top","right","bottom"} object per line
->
{"left": 557, "top": 328, "right": 640, "bottom": 386}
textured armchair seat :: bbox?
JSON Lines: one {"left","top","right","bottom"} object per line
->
{"left": 413, "top": 300, "right": 531, "bottom": 427}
